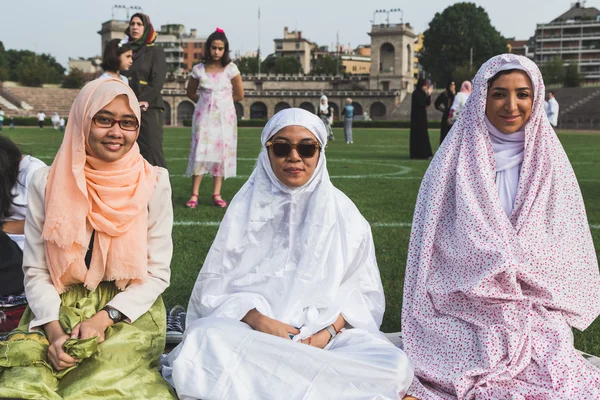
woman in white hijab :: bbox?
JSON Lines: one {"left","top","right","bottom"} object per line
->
{"left": 163, "top": 108, "right": 414, "bottom": 399}
{"left": 317, "top": 94, "right": 334, "bottom": 141}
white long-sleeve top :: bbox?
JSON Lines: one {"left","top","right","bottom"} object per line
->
{"left": 23, "top": 167, "right": 173, "bottom": 330}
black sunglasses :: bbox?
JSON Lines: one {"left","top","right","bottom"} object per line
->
{"left": 266, "top": 141, "right": 321, "bottom": 158}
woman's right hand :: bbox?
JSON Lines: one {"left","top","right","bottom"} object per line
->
{"left": 242, "top": 309, "right": 299, "bottom": 339}
{"left": 45, "top": 320, "right": 78, "bottom": 370}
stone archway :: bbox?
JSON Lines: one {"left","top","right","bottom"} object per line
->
{"left": 162, "top": 101, "right": 172, "bottom": 126}
{"left": 370, "top": 102, "right": 387, "bottom": 120}
{"left": 352, "top": 102, "right": 363, "bottom": 117}
{"left": 177, "top": 101, "right": 195, "bottom": 126}
{"left": 380, "top": 43, "right": 395, "bottom": 73}
{"left": 234, "top": 102, "right": 244, "bottom": 119}
{"left": 274, "top": 101, "right": 291, "bottom": 114}
{"left": 250, "top": 101, "right": 268, "bottom": 119}
{"left": 299, "top": 101, "right": 315, "bottom": 113}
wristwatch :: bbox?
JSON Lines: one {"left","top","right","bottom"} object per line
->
{"left": 102, "top": 306, "right": 122, "bottom": 324}
{"left": 325, "top": 325, "right": 337, "bottom": 342}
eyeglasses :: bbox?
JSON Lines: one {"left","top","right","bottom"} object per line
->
{"left": 92, "top": 116, "right": 139, "bottom": 131}
{"left": 266, "top": 141, "right": 320, "bottom": 158}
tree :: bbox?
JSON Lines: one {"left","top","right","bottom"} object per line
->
{"left": 420, "top": 2, "right": 506, "bottom": 85}
{"left": 262, "top": 56, "right": 302, "bottom": 74}
{"left": 564, "top": 62, "right": 582, "bottom": 87}
{"left": 61, "top": 68, "right": 85, "bottom": 89}
{"left": 541, "top": 57, "right": 565, "bottom": 85}
{"left": 311, "top": 55, "right": 343, "bottom": 75}
{"left": 236, "top": 56, "right": 259, "bottom": 74}
{"left": 452, "top": 64, "right": 476, "bottom": 87}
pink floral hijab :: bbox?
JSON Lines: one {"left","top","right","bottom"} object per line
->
{"left": 402, "top": 54, "right": 600, "bottom": 399}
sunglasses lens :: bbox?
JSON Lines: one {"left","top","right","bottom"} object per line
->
{"left": 297, "top": 144, "right": 318, "bottom": 157}
{"left": 272, "top": 142, "right": 292, "bottom": 157}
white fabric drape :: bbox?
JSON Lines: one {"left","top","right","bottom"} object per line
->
{"left": 163, "top": 108, "right": 413, "bottom": 399}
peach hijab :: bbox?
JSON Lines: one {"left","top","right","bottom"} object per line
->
{"left": 43, "top": 78, "right": 158, "bottom": 293}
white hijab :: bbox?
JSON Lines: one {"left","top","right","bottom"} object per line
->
{"left": 186, "top": 108, "right": 385, "bottom": 340}
{"left": 486, "top": 61, "right": 529, "bottom": 216}
{"left": 319, "top": 95, "right": 329, "bottom": 113}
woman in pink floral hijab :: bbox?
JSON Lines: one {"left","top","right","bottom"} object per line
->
{"left": 402, "top": 54, "right": 600, "bottom": 399}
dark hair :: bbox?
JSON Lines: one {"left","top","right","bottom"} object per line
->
{"left": 204, "top": 30, "right": 231, "bottom": 67}
{"left": 0, "top": 136, "right": 22, "bottom": 222}
{"left": 487, "top": 69, "right": 523, "bottom": 88}
{"left": 101, "top": 39, "right": 132, "bottom": 73}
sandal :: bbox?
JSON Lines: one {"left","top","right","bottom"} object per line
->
{"left": 186, "top": 194, "right": 199, "bottom": 209}
{"left": 212, "top": 194, "right": 227, "bottom": 208}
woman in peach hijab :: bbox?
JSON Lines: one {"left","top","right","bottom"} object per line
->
{"left": 0, "top": 78, "right": 176, "bottom": 399}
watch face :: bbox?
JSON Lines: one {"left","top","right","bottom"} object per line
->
{"left": 108, "top": 308, "right": 121, "bottom": 321}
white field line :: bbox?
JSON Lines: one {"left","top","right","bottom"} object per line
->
{"left": 174, "top": 220, "right": 600, "bottom": 230}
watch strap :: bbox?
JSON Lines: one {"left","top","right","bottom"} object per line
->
{"left": 324, "top": 325, "right": 337, "bottom": 342}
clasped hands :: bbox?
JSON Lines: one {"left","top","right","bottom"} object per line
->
{"left": 242, "top": 309, "right": 341, "bottom": 350}
{"left": 44, "top": 310, "right": 114, "bottom": 371}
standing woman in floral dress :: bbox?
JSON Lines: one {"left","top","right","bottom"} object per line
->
{"left": 185, "top": 28, "right": 244, "bottom": 208}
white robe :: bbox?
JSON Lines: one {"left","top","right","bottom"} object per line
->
{"left": 162, "top": 108, "right": 414, "bottom": 399}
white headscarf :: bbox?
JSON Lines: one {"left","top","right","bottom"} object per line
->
{"left": 186, "top": 108, "right": 385, "bottom": 340}
{"left": 319, "top": 94, "right": 329, "bottom": 113}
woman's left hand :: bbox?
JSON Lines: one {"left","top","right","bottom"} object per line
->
{"left": 300, "top": 329, "right": 331, "bottom": 349}
{"left": 70, "top": 311, "right": 114, "bottom": 343}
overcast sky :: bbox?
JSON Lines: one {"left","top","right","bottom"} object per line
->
{"left": 0, "top": 0, "right": 596, "bottom": 69}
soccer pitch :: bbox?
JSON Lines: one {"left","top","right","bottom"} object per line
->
{"left": 5, "top": 126, "right": 600, "bottom": 356}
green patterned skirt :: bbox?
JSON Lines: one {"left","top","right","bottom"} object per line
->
{"left": 0, "top": 282, "right": 176, "bottom": 399}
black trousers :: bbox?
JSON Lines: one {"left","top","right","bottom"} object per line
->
{"left": 0, "top": 231, "right": 24, "bottom": 296}
{"left": 137, "top": 108, "right": 167, "bottom": 168}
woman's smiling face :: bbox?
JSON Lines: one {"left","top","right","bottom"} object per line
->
{"left": 485, "top": 70, "right": 533, "bottom": 134}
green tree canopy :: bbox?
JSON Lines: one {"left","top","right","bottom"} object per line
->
{"left": 311, "top": 55, "right": 342, "bottom": 75}
{"left": 1, "top": 47, "right": 64, "bottom": 86}
{"left": 563, "top": 62, "right": 582, "bottom": 87}
{"left": 236, "top": 56, "right": 259, "bottom": 74}
{"left": 61, "top": 68, "right": 85, "bottom": 89}
{"left": 541, "top": 57, "right": 565, "bottom": 85}
{"left": 261, "top": 55, "right": 302, "bottom": 74}
{"left": 421, "top": 2, "right": 506, "bottom": 85}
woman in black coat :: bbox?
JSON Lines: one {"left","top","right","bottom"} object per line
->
{"left": 434, "top": 80, "right": 455, "bottom": 144}
{"left": 409, "top": 78, "right": 433, "bottom": 159}
{"left": 123, "top": 13, "right": 168, "bottom": 168}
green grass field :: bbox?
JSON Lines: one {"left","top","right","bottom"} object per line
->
{"left": 4, "top": 126, "right": 600, "bottom": 356}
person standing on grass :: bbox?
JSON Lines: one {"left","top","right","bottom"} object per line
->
{"left": 162, "top": 108, "right": 414, "bottom": 399}
{"left": 341, "top": 97, "right": 354, "bottom": 144}
{"left": 318, "top": 95, "right": 334, "bottom": 142}
{"left": 185, "top": 28, "right": 243, "bottom": 209}
{"left": 402, "top": 54, "right": 600, "bottom": 399}
{"left": 36, "top": 110, "right": 45, "bottom": 129}
{"left": 546, "top": 90, "right": 559, "bottom": 128}
{"left": 409, "top": 78, "right": 433, "bottom": 159}
{"left": 122, "top": 13, "right": 168, "bottom": 169}
{"left": 434, "top": 80, "right": 455, "bottom": 144}
{"left": 448, "top": 80, "right": 472, "bottom": 125}
{"left": 100, "top": 38, "right": 134, "bottom": 85}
